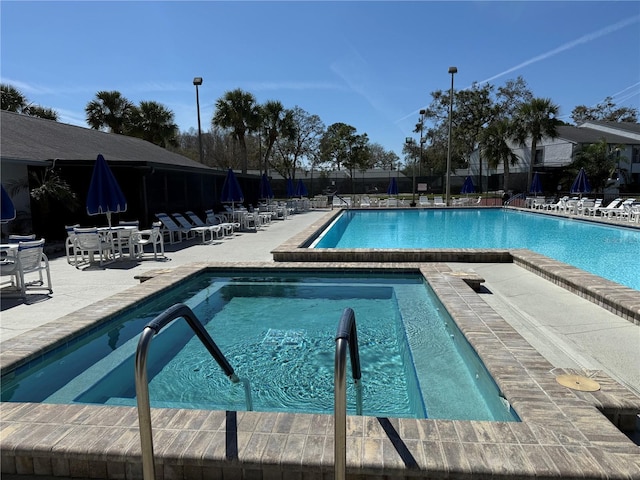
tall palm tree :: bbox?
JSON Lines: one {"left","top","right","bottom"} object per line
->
{"left": 259, "top": 100, "right": 296, "bottom": 175}
{"left": 213, "top": 89, "right": 259, "bottom": 173}
{"left": 85, "top": 90, "right": 135, "bottom": 134}
{"left": 480, "top": 118, "right": 519, "bottom": 192}
{"left": 513, "top": 97, "right": 560, "bottom": 189}
{"left": 129, "top": 101, "right": 178, "bottom": 148}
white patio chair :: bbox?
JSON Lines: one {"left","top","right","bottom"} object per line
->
{"left": 0, "top": 238, "right": 52, "bottom": 300}
{"left": 204, "top": 209, "right": 239, "bottom": 236}
{"left": 131, "top": 222, "right": 165, "bottom": 260}
{"left": 418, "top": 196, "right": 431, "bottom": 207}
{"left": 184, "top": 211, "right": 224, "bottom": 239}
{"left": 433, "top": 196, "right": 446, "bottom": 207}
{"left": 64, "top": 224, "right": 80, "bottom": 264}
{"left": 73, "top": 228, "right": 114, "bottom": 268}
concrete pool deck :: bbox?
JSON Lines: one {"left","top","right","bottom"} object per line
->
{"left": 1, "top": 207, "right": 639, "bottom": 479}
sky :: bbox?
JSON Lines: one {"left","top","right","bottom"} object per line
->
{"left": 1, "top": 1, "right": 639, "bottom": 160}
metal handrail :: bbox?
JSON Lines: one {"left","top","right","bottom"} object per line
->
{"left": 135, "top": 303, "right": 245, "bottom": 480}
{"left": 334, "top": 307, "right": 363, "bottom": 480}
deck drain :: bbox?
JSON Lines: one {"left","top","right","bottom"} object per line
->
{"left": 555, "top": 374, "right": 601, "bottom": 392}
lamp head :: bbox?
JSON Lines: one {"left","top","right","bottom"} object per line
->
{"left": 448, "top": 66, "right": 458, "bottom": 74}
{"left": 193, "top": 77, "right": 203, "bottom": 86}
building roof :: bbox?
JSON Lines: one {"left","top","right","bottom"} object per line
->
{"left": 556, "top": 124, "right": 639, "bottom": 145}
{"left": 579, "top": 120, "right": 640, "bottom": 136}
{"left": 0, "top": 110, "right": 216, "bottom": 172}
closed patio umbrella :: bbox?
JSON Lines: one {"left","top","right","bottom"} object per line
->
{"left": 570, "top": 168, "right": 591, "bottom": 197}
{"left": 530, "top": 172, "right": 543, "bottom": 196}
{"left": 1, "top": 184, "right": 16, "bottom": 224}
{"left": 295, "top": 179, "right": 308, "bottom": 198}
{"left": 220, "top": 168, "right": 244, "bottom": 209}
{"left": 259, "top": 173, "right": 274, "bottom": 201}
{"left": 387, "top": 177, "right": 398, "bottom": 195}
{"left": 86, "top": 154, "right": 127, "bottom": 227}
{"left": 285, "top": 178, "right": 295, "bottom": 198}
{"left": 460, "top": 176, "right": 475, "bottom": 195}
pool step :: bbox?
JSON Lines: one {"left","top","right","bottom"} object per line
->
{"left": 444, "top": 270, "right": 485, "bottom": 291}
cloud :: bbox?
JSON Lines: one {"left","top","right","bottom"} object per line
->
{"left": 478, "top": 15, "right": 640, "bottom": 85}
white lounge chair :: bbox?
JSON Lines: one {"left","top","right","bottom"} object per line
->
{"left": 155, "top": 213, "right": 192, "bottom": 244}
{"left": 418, "top": 196, "right": 431, "bottom": 207}
{"left": 360, "top": 196, "right": 371, "bottom": 208}
{"left": 185, "top": 211, "right": 224, "bottom": 239}
{"left": 606, "top": 199, "right": 636, "bottom": 220}
{"left": 204, "top": 209, "right": 239, "bottom": 236}
{"left": 593, "top": 198, "right": 621, "bottom": 217}
{"left": 433, "top": 196, "right": 446, "bottom": 207}
{"left": 172, "top": 212, "right": 219, "bottom": 243}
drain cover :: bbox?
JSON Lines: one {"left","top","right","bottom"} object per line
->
{"left": 555, "top": 374, "right": 601, "bottom": 392}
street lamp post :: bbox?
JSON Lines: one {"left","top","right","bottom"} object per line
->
{"left": 406, "top": 137, "right": 416, "bottom": 206}
{"left": 445, "top": 66, "right": 457, "bottom": 206}
{"left": 193, "top": 77, "right": 204, "bottom": 164}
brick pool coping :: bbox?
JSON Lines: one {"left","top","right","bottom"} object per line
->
{"left": 272, "top": 209, "right": 640, "bottom": 324}
{"left": 1, "top": 261, "right": 639, "bottom": 479}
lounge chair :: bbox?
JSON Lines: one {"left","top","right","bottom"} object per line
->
{"left": 433, "top": 196, "right": 446, "bottom": 207}
{"left": 605, "top": 199, "right": 636, "bottom": 220}
{"left": 0, "top": 238, "right": 52, "bottom": 300}
{"left": 595, "top": 198, "right": 623, "bottom": 218}
{"left": 418, "top": 196, "right": 431, "bottom": 207}
{"left": 204, "top": 209, "right": 239, "bottom": 236}
{"left": 172, "top": 212, "right": 219, "bottom": 243}
{"left": 185, "top": 211, "right": 224, "bottom": 239}
{"left": 543, "top": 196, "right": 568, "bottom": 212}
{"left": 155, "top": 213, "right": 192, "bottom": 244}
{"left": 360, "top": 196, "right": 371, "bottom": 208}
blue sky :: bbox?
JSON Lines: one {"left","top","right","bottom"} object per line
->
{"left": 2, "top": 1, "right": 639, "bottom": 159}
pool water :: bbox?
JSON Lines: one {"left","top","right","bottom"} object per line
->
{"left": 1, "top": 271, "right": 517, "bottom": 422}
{"left": 312, "top": 209, "right": 640, "bottom": 291}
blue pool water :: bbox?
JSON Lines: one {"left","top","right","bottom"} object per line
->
{"left": 312, "top": 209, "right": 640, "bottom": 291}
{"left": 1, "top": 271, "right": 517, "bottom": 422}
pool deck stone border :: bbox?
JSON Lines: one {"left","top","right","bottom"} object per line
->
{"left": 1, "top": 261, "right": 639, "bottom": 479}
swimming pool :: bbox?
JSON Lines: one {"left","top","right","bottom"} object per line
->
{"left": 1, "top": 270, "right": 516, "bottom": 422}
{"left": 311, "top": 209, "right": 640, "bottom": 291}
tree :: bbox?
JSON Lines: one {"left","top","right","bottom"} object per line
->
{"left": 271, "top": 106, "right": 324, "bottom": 181}
{"left": 512, "top": 97, "right": 561, "bottom": 189}
{"left": 480, "top": 118, "right": 520, "bottom": 192}
{"left": 128, "top": 101, "right": 178, "bottom": 148}
{"left": 1, "top": 83, "right": 59, "bottom": 120}
{"left": 85, "top": 91, "right": 135, "bottom": 134}
{"left": 258, "top": 100, "right": 296, "bottom": 175}
{"left": 572, "top": 139, "right": 618, "bottom": 192}
{"left": 212, "top": 89, "right": 260, "bottom": 174}
{"left": 571, "top": 96, "right": 638, "bottom": 124}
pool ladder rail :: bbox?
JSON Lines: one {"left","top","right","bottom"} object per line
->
{"left": 134, "top": 303, "right": 252, "bottom": 480}
{"left": 334, "top": 307, "right": 363, "bottom": 480}
{"left": 134, "top": 303, "right": 363, "bottom": 480}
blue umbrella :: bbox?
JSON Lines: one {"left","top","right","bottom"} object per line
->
{"left": 285, "top": 178, "right": 295, "bottom": 198}
{"left": 295, "top": 179, "right": 308, "bottom": 197}
{"left": 460, "top": 176, "right": 475, "bottom": 194}
{"left": 86, "top": 154, "right": 127, "bottom": 227}
{"left": 220, "top": 168, "right": 244, "bottom": 208}
{"left": 259, "top": 173, "right": 274, "bottom": 200}
{"left": 530, "top": 172, "right": 543, "bottom": 195}
{"left": 1, "top": 184, "right": 16, "bottom": 224}
{"left": 387, "top": 177, "right": 398, "bottom": 195}
{"left": 570, "top": 167, "right": 591, "bottom": 196}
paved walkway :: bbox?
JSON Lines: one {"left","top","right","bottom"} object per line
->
{"left": 1, "top": 208, "right": 639, "bottom": 396}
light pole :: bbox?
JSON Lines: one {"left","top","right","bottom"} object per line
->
{"left": 419, "top": 109, "right": 426, "bottom": 177}
{"left": 405, "top": 137, "right": 417, "bottom": 206}
{"left": 193, "top": 77, "right": 204, "bottom": 164}
{"left": 445, "top": 66, "right": 457, "bottom": 206}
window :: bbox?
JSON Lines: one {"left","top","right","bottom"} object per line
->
{"left": 534, "top": 148, "right": 544, "bottom": 165}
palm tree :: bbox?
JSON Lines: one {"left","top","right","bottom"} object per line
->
{"left": 85, "top": 90, "right": 135, "bottom": 134}
{"left": 480, "top": 118, "right": 519, "bottom": 192}
{"left": 259, "top": 100, "right": 296, "bottom": 175}
{"left": 1, "top": 84, "right": 28, "bottom": 112}
{"left": 213, "top": 89, "right": 259, "bottom": 173}
{"left": 128, "top": 101, "right": 178, "bottom": 148}
{"left": 513, "top": 97, "right": 560, "bottom": 189}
